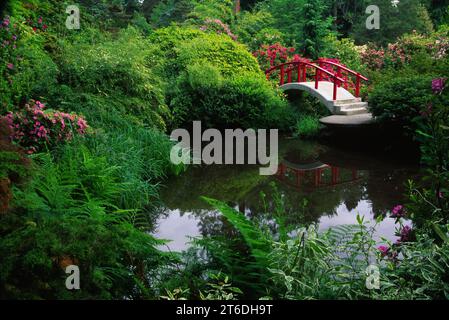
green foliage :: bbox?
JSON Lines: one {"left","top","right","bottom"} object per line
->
{"left": 321, "top": 35, "right": 363, "bottom": 71}
{"left": 186, "top": 63, "right": 224, "bottom": 90}
{"left": 368, "top": 75, "right": 435, "bottom": 131}
{"left": 199, "top": 195, "right": 449, "bottom": 300}
{"left": 258, "top": 0, "right": 306, "bottom": 47}
{"left": 150, "top": 26, "right": 292, "bottom": 129}
{"left": 149, "top": 0, "right": 194, "bottom": 27}
{"left": 426, "top": 0, "right": 449, "bottom": 26}
{"left": 55, "top": 27, "right": 169, "bottom": 130}
{"left": 0, "top": 16, "right": 58, "bottom": 112}
{"left": 203, "top": 197, "right": 271, "bottom": 266}
{"left": 197, "top": 197, "right": 272, "bottom": 297}
{"left": 234, "top": 10, "right": 284, "bottom": 51}
{"left": 0, "top": 141, "right": 177, "bottom": 299}
{"left": 150, "top": 0, "right": 234, "bottom": 27}
{"left": 301, "top": 0, "right": 333, "bottom": 59}
{"left": 176, "top": 32, "right": 260, "bottom": 76}
{"left": 294, "top": 115, "right": 321, "bottom": 138}
{"left": 406, "top": 91, "right": 449, "bottom": 230}
{"left": 186, "top": 0, "right": 235, "bottom": 25}
{"left": 199, "top": 272, "right": 243, "bottom": 300}
{"left": 374, "top": 226, "right": 449, "bottom": 299}
{"left": 353, "top": 0, "right": 434, "bottom": 46}
{"left": 170, "top": 70, "right": 293, "bottom": 129}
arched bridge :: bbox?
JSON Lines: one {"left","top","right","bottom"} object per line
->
{"left": 266, "top": 59, "right": 372, "bottom": 122}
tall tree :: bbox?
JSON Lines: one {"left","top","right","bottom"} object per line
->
{"left": 142, "top": 0, "right": 161, "bottom": 19}
{"left": 301, "top": 0, "right": 332, "bottom": 59}
{"left": 427, "top": 0, "right": 449, "bottom": 26}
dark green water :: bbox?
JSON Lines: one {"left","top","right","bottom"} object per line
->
{"left": 155, "top": 138, "right": 419, "bottom": 251}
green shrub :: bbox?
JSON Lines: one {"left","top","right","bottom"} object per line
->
{"left": 368, "top": 75, "right": 436, "bottom": 131}
{"left": 56, "top": 27, "right": 169, "bottom": 130}
{"left": 150, "top": 26, "right": 292, "bottom": 130}
{"left": 0, "top": 17, "right": 57, "bottom": 112}
{"left": 45, "top": 94, "right": 178, "bottom": 214}
{"left": 177, "top": 32, "right": 260, "bottom": 76}
{"left": 170, "top": 70, "right": 293, "bottom": 129}
{"left": 187, "top": 63, "right": 223, "bottom": 90}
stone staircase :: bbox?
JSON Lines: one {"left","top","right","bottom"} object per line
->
{"left": 332, "top": 98, "right": 370, "bottom": 116}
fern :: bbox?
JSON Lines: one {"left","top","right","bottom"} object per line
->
{"left": 202, "top": 197, "right": 271, "bottom": 266}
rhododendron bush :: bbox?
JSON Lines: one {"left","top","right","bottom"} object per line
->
{"left": 253, "top": 43, "right": 302, "bottom": 71}
{"left": 360, "top": 31, "right": 449, "bottom": 71}
{"left": 3, "top": 100, "right": 89, "bottom": 154}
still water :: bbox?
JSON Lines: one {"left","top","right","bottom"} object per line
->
{"left": 155, "top": 138, "right": 419, "bottom": 251}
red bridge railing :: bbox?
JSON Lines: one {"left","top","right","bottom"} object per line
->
{"left": 316, "top": 59, "right": 369, "bottom": 98}
{"left": 265, "top": 59, "right": 369, "bottom": 100}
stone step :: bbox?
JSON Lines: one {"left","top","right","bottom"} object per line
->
{"left": 334, "top": 102, "right": 368, "bottom": 114}
{"left": 336, "top": 107, "right": 369, "bottom": 116}
{"left": 333, "top": 98, "right": 362, "bottom": 105}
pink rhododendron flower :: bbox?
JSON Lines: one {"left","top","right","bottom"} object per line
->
{"left": 1, "top": 100, "right": 89, "bottom": 153}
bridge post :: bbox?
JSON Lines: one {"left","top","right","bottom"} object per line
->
{"left": 280, "top": 65, "right": 285, "bottom": 86}
{"left": 333, "top": 78, "right": 338, "bottom": 100}
{"left": 355, "top": 74, "right": 361, "bottom": 97}
{"left": 297, "top": 64, "right": 301, "bottom": 82}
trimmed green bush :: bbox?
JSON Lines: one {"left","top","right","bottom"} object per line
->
{"left": 150, "top": 26, "right": 292, "bottom": 129}
{"left": 170, "top": 70, "right": 293, "bottom": 129}
{"left": 177, "top": 32, "right": 260, "bottom": 76}
{"left": 368, "top": 75, "right": 435, "bottom": 131}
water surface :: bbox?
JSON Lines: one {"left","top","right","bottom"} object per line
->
{"left": 155, "top": 139, "right": 419, "bottom": 251}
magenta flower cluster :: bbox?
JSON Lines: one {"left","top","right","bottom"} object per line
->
{"left": 432, "top": 78, "right": 446, "bottom": 94}
{"left": 3, "top": 100, "right": 89, "bottom": 154}
{"left": 253, "top": 43, "right": 301, "bottom": 70}
{"left": 378, "top": 245, "right": 398, "bottom": 260}
{"left": 200, "top": 19, "right": 237, "bottom": 41}
{"left": 378, "top": 204, "right": 415, "bottom": 261}
{"left": 390, "top": 205, "right": 406, "bottom": 219}
{"left": 398, "top": 225, "right": 413, "bottom": 243}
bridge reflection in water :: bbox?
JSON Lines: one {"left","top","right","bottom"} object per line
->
{"left": 276, "top": 160, "right": 361, "bottom": 191}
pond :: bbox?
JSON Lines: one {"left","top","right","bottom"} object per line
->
{"left": 154, "top": 137, "right": 419, "bottom": 251}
